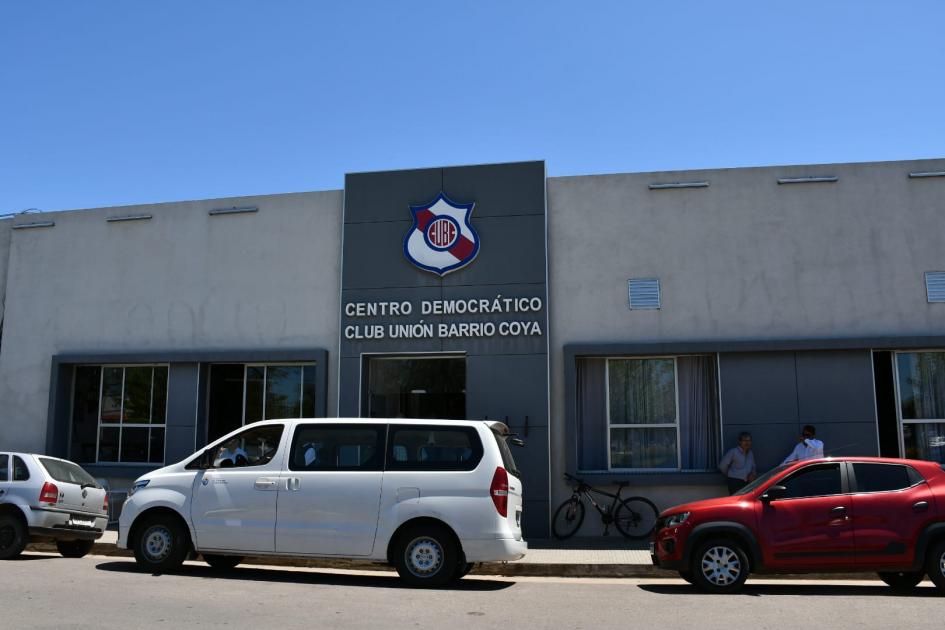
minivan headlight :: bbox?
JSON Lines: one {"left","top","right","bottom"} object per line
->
{"left": 665, "top": 512, "right": 690, "bottom": 527}
{"left": 129, "top": 479, "right": 150, "bottom": 496}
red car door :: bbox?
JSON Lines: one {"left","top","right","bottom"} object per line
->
{"left": 849, "top": 462, "right": 935, "bottom": 569}
{"left": 757, "top": 462, "right": 855, "bottom": 570}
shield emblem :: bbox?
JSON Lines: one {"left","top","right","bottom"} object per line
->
{"left": 403, "top": 192, "right": 480, "bottom": 276}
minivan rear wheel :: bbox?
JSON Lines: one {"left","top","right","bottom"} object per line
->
{"left": 690, "top": 538, "right": 750, "bottom": 594}
{"left": 0, "top": 514, "right": 27, "bottom": 560}
{"left": 133, "top": 514, "right": 189, "bottom": 573}
{"left": 394, "top": 524, "right": 459, "bottom": 588}
{"left": 56, "top": 539, "right": 94, "bottom": 558}
{"left": 878, "top": 571, "right": 924, "bottom": 591}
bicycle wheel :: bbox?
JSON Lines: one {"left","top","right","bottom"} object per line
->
{"left": 613, "top": 496, "right": 658, "bottom": 539}
{"left": 552, "top": 497, "right": 586, "bottom": 539}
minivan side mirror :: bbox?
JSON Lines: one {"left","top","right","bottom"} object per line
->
{"left": 761, "top": 485, "right": 787, "bottom": 502}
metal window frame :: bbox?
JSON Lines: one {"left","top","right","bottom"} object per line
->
{"left": 892, "top": 350, "right": 945, "bottom": 460}
{"left": 87, "top": 364, "right": 169, "bottom": 465}
{"left": 605, "top": 356, "right": 681, "bottom": 472}
{"left": 241, "top": 362, "right": 319, "bottom": 426}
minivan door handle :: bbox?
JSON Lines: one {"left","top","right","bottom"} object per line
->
{"left": 913, "top": 501, "right": 929, "bottom": 513}
{"left": 254, "top": 478, "right": 278, "bottom": 490}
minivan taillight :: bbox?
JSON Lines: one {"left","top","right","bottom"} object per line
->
{"left": 39, "top": 482, "right": 59, "bottom": 505}
{"left": 491, "top": 467, "right": 509, "bottom": 517}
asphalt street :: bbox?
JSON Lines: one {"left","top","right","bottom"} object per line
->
{"left": 4, "top": 553, "right": 941, "bottom": 630}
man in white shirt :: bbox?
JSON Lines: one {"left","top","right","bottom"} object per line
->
{"left": 782, "top": 425, "right": 825, "bottom": 464}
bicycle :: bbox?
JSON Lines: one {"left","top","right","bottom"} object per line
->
{"left": 552, "top": 473, "right": 659, "bottom": 539}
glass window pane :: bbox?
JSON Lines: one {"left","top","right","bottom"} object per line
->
{"left": 211, "top": 424, "right": 284, "bottom": 468}
{"left": 610, "top": 427, "right": 677, "bottom": 469}
{"left": 781, "top": 463, "right": 842, "bottom": 498}
{"left": 386, "top": 425, "right": 483, "bottom": 471}
{"left": 265, "top": 366, "right": 302, "bottom": 419}
{"left": 120, "top": 427, "right": 149, "bottom": 462}
{"left": 98, "top": 427, "right": 120, "bottom": 462}
{"left": 897, "top": 352, "right": 945, "bottom": 420}
{"left": 302, "top": 364, "right": 317, "bottom": 417}
{"left": 289, "top": 424, "right": 385, "bottom": 471}
{"left": 71, "top": 366, "right": 101, "bottom": 462}
{"left": 123, "top": 367, "right": 152, "bottom": 423}
{"left": 12, "top": 456, "right": 30, "bottom": 481}
{"left": 903, "top": 422, "right": 945, "bottom": 464}
{"left": 149, "top": 428, "right": 165, "bottom": 464}
{"left": 245, "top": 366, "right": 265, "bottom": 423}
{"left": 853, "top": 463, "right": 914, "bottom": 493}
{"left": 152, "top": 366, "right": 168, "bottom": 424}
{"left": 367, "top": 357, "right": 466, "bottom": 419}
{"left": 101, "top": 367, "right": 123, "bottom": 423}
{"left": 608, "top": 359, "right": 676, "bottom": 425}
{"left": 0, "top": 455, "right": 7, "bottom": 481}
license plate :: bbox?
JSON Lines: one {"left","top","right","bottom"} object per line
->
{"left": 70, "top": 518, "right": 95, "bottom": 528}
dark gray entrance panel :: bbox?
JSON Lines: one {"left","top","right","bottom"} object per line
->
{"left": 719, "top": 350, "right": 878, "bottom": 471}
{"left": 341, "top": 161, "right": 550, "bottom": 537}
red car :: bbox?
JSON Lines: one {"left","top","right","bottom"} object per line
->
{"left": 651, "top": 457, "right": 945, "bottom": 593}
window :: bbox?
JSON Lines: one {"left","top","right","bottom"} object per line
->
{"left": 0, "top": 455, "right": 7, "bottom": 481}
{"left": 365, "top": 356, "right": 465, "bottom": 420}
{"left": 207, "top": 363, "right": 317, "bottom": 442}
{"left": 70, "top": 365, "right": 168, "bottom": 464}
{"left": 780, "top": 463, "right": 842, "bottom": 499}
{"left": 895, "top": 352, "right": 945, "bottom": 464}
{"left": 289, "top": 424, "right": 384, "bottom": 471}
{"left": 387, "top": 425, "right": 483, "bottom": 471}
{"left": 208, "top": 424, "right": 284, "bottom": 469}
{"left": 575, "top": 355, "right": 720, "bottom": 472}
{"left": 38, "top": 458, "right": 97, "bottom": 486}
{"left": 12, "top": 456, "right": 30, "bottom": 481}
{"left": 852, "top": 463, "right": 918, "bottom": 493}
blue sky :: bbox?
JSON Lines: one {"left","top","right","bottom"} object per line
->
{"left": 1, "top": 1, "right": 942, "bottom": 213}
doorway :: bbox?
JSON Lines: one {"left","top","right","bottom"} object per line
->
{"left": 362, "top": 355, "right": 466, "bottom": 419}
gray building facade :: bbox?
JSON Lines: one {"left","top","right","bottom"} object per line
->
{"left": 1, "top": 157, "right": 944, "bottom": 537}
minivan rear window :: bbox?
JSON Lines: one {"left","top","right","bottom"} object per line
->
{"left": 491, "top": 429, "right": 521, "bottom": 478}
{"left": 39, "top": 458, "right": 99, "bottom": 487}
{"left": 387, "top": 425, "right": 483, "bottom": 471}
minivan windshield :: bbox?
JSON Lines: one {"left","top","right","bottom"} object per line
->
{"left": 39, "top": 457, "right": 99, "bottom": 487}
{"left": 732, "top": 465, "right": 789, "bottom": 496}
{"left": 491, "top": 429, "right": 521, "bottom": 478}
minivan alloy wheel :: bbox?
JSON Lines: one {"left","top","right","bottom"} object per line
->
{"left": 701, "top": 545, "right": 742, "bottom": 586}
{"left": 405, "top": 536, "right": 444, "bottom": 577}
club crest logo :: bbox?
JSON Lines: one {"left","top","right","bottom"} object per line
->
{"left": 404, "top": 192, "right": 480, "bottom": 276}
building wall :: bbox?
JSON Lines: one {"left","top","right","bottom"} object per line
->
{"left": 547, "top": 158, "right": 945, "bottom": 515}
{"left": 0, "top": 219, "right": 11, "bottom": 328}
{"left": 0, "top": 191, "right": 343, "bottom": 453}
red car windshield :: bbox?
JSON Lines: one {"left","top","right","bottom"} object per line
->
{"left": 732, "top": 465, "right": 790, "bottom": 495}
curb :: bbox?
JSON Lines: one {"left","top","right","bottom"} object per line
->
{"left": 26, "top": 542, "right": 882, "bottom": 581}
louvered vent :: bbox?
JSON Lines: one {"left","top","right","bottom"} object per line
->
{"left": 926, "top": 272, "right": 945, "bottom": 303}
{"left": 628, "top": 278, "right": 661, "bottom": 310}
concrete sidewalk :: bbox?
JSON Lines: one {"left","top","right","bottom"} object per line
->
{"left": 28, "top": 532, "right": 877, "bottom": 580}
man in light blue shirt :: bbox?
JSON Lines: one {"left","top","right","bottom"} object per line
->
{"left": 719, "top": 432, "right": 757, "bottom": 494}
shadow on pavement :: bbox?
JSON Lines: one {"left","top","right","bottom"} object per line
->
{"left": 11, "top": 553, "right": 60, "bottom": 561}
{"left": 94, "top": 560, "right": 514, "bottom": 591}
{"left": 638, "top": 583, "right": 941, "bottom": 598}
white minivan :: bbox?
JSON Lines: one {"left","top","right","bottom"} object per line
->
{"left": 119, "top": 418, "right": 526, "bottom": 586}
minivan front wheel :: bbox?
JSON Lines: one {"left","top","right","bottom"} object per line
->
{"left": 690, "top": 538, "right": 749, "bottom": 594}
{"left": 133, "top": 514, "right": 189, "bottom": 573}
{"left": 394, "top": 525, "right": 459, "bottom": 588}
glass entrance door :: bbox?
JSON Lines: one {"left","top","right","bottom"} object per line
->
{"left": 364, "top": 355, "right": 466, "bottom": 419}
